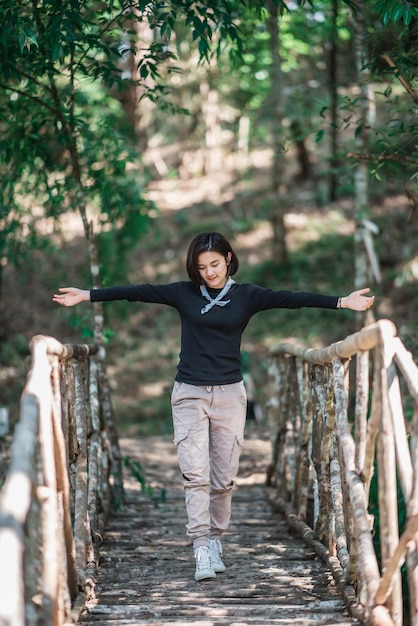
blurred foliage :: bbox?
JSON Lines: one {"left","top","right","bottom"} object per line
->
{"left": 0, "top": 0, "right": 416, "bottom": 290}
{"left": 0, "top": 0, "right": 250, "bottom": 298}
{"left": 372, "top": 0, "right": 418, "bottom": 26}
{"left": 124, "top": 455, "right": 167, "bottom": 502}
{"left": 0, "top": 0, "right": 417, "bottom": 427}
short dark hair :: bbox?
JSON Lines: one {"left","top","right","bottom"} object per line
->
{"left": 186, "top": 232, "right": 239, "bottom": 284}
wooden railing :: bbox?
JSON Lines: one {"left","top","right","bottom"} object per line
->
{"left": 266, "top": 319, "right": 418, "bottom": 626}
{"left": 2, "top": 320, "right": 417, "bottom": 626}
{"left": 0, "top": 335, "right": 123, "bottom": 626}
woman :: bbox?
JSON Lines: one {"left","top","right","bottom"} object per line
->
{"left": 53, "top": 231, "right": 374, "bottom": 582}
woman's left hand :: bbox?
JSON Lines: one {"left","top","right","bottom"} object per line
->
{"left": 341, "top": 288, "right": 375, "bottom": 312}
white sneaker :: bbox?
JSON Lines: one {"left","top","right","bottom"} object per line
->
{"left": 208, "top": 538, "right": 226, "bottom": 573}
{"left": 194, "top": 546, "right": 216, "bottom": 581}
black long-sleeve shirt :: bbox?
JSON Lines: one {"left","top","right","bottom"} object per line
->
{"left": 90, "top": 282, "right": 339, "bottom": 386}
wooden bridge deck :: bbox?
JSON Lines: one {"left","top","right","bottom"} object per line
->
{"left": 80, "top": 426, "right": 359, "bottom": 626}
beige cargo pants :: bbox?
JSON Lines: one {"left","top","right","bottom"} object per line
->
{"left": 171, "top": 381, "right": 247, "bottom": 549}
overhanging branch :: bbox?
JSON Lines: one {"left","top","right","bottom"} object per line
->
{"left": 381, "top": 53, "right": 418, "bottom": 105}
{"left": 347, "top": 152, "right": 418, "bottom": 166}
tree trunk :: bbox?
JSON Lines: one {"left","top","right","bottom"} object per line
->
{"left": 352, "top": 1, "right": 374, "bottom": 294}
{"left": 328, "top": 0, "right": 339, "bottom": 202}
{"left": 117, "top": 19, "right": 152, "bottom": 152}
{"left": 291, "top": 121, "right": 312, "bottom": 181}
{"left": 267, "top": 0, "right": 287, "bottom": 265}
{"left": 200, "top": 65, "right": 223, "bottom": 177}
{"left": 53, "top": 68, "right": 125, "bottom": 509}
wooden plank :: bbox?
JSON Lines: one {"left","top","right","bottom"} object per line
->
{"left": 79, "top": 432, "right": 358, "bottom": 626}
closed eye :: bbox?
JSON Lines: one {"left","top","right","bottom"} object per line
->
{"left": 199, "top": 262, "right": 219, "bottom": 270}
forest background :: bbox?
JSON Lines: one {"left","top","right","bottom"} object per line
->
{"left": 0, "top": 0, "right": 417, "bottom": 440}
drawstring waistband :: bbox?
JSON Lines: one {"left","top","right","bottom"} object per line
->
{"left": 206, "top": 385, "right": 225, "bottom": 392}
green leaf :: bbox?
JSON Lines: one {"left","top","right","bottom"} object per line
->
{"left": 403, "top": 8, "right": 412, "bottom": 25}
{"left": 22, "top": 27, "right": 38, "bottom": 48}
{"left": 52, "top": 42, "right": 64, "bottom": 62}
{"left": 18, "top": 32, "right": 25, "bottom": 53}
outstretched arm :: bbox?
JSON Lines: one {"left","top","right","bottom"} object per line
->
{"left": 339, "top": 288, "right": 374, "bottom": 312}
{"left": 53, "top": 287, "right": 90, "bottom": 307}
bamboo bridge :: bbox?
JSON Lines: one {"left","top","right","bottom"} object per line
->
{"left": 0, "top": 319, "right": 418, "bottom": 626}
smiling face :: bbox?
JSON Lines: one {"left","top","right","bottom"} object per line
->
{"left": 197, "top": 251, "right": 232, "bottom": 289}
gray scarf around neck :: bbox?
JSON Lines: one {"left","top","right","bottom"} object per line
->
{"left": 200, "top": 277, "right": 235, "bottom": 315}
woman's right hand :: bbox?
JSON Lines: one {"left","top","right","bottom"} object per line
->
{"left": 52, "top": 287, "right": 90, "bottom": 307}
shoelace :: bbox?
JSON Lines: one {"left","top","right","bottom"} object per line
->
{"left": 210, "top": 538, "right": 222, "bottom": 555}
{"left": 195, "top": 547, "right": 211, "bottom": 569}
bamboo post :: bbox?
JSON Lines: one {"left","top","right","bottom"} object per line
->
{"left": 55, "top": 491, "right": 72, "bottom": 623}
{"left": 355, "top": 350, "right": 369, "bottom": 474}
{"left": 408, "top": 437, "right": 418, "bottom": 625}
{"left": 87, "top": 357, "right": 102, "bottom": 544}
{"left": 293, "top": 359, "right": 311, "bottom": 519}
{"left": 324, "top": 367, "right": 337, "bottom": 551}
{"left": 0, "top": 394, "right": 39, "bottom": 626}
{"left": 286, "top": 357, "right": 299, "bottom": 497}
{"left": 313, "top": 366, "right": 333, "bottom": 542}
{"left": 332, "top": 357, "right": 391, "bottom": 624}
{"left": 50, "top": 355, "right": 78, "bottom": 602}
{"left": 387, "top": 363, "right": 413, "bottom": 502}
{"left": 330, "top": 443, "right": 349, "bottom": 570}
{"left": 266, "top": 356, "right": 282, "bottom": 486}
{"left": 375, "top": 514, "right": 418, "bottom": 605}
{"left": 72, "top": 358, "right": 89, "bottom": 590}
{"left": 28, "top": 338, "right": 60, "bottom": 625}
{"left": 407, "top": 361, "right": 418, "bottom": 626}
{"left": 393, "top": 338, "right": 418, "bottom": 403}
{"left": 376, "top": 334, "right": 403, "bottom": 626}
{"left": 311, "top": 371, "right": 322, "bottom": 529}
{"left": 273, "top": 357, "right": 292, "bottom": 495}
{"left": 340, "top": 360, "right": 354, "bottom": 556}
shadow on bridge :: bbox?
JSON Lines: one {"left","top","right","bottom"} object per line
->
{"left": 79, "top": 430, "right": 356, "bottom": 626}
